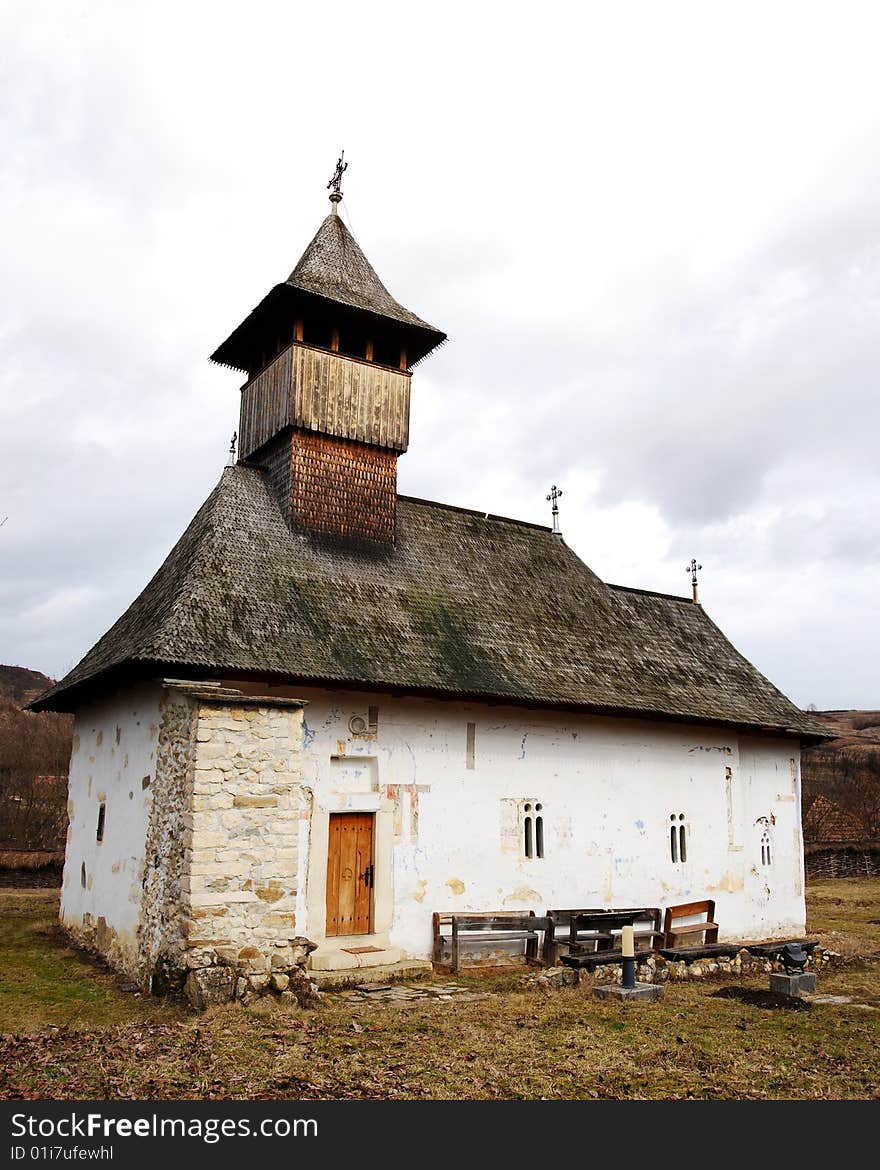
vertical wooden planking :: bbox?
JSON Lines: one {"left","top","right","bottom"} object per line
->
{"left": 401, "top": 372, "right": 411, "bottom": 452}
{"left": 239, "top": 343, "right": 412, "bottom": 458}
{"left": 378, "top": 366, "right": 389, "bottom": 448}
{"left": 343, "top": 358, "right": 355, "bottom": 441}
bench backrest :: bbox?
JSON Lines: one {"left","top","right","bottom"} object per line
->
{"left": 663, "top": 899, "right": 715, "bottom": 931}
{"left": 433, "top": 909, "right": 536, "bottom": 935}
{"left": 546, "top": 906, "right": 661, "bottom": 936}
{"left": 451, "top": 915, "right": 550, "bottom": 933}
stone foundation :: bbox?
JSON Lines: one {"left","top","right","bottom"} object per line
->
{"left": 183, "top": 935, "right": 320, "bottom": 1009}
{"left": 535, "top": 947, "right": 837, "bottom": 989}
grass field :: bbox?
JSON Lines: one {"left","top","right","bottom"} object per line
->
{"left": 0, "top": 880, "right": 878, "bottom": 1100}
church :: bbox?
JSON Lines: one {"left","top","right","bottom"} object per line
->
{"left": 34, "top": 163, "right": 829, "bottom": 998}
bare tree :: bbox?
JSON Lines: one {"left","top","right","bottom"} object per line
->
{"left": 0, "top": 700, "right": 72, "bottom": 849}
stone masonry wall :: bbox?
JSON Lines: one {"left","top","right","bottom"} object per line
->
{"left": 138, "top": 689, "right": 198, "bottom": 989}
{"left": 180, "top": 694, "right": 317, "bottom": 1007}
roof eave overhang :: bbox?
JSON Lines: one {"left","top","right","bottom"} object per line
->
{"left": 30, "top": 658, "right": 834, "bottom": 744}
{"left": 210, "top": 284, "right": 446, "bottom": 373}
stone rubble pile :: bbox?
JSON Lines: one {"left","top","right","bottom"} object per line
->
{"left": 183, "top": 936, "right": 320, "bottom": 1009}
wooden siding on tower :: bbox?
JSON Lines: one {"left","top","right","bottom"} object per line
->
{"left": 290, "top": 432, "right": 397, "bottom": 543}
{"left": 239, "top": 342, "right": 411, "bottom": 459}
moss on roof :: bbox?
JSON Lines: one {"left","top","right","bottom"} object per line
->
{"left": 31, "top": 467, "right": 830, "bottom": 741}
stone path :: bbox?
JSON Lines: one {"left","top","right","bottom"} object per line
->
{"left": 329, "top": 981, "right": 493, "bottom": 1005}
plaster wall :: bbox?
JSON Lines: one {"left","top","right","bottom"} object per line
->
{"left": 60, "top": 683, "right": 164, "bottom": 973}
{"left": 284, "top": 687, "right": 806, "bottom": 959}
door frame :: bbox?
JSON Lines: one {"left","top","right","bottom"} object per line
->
{"left": 306, "top": 795, "right": 395, "bottom": 946}
{"left": 325, "top": 811, "right": 375, "bottom": 937}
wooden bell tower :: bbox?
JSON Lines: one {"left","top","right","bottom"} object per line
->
{"left": 210, "top": 158, "right": 446, "bottom": 543}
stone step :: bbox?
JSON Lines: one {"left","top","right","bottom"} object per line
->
{"left": 310, "top": 958, "right": 433, "bottom": 990}
{"left": 309, "top": 944, "right": 404, "bottom": 972}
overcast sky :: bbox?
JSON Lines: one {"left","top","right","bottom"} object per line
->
{"left": 1, "top": 1, "right": 878, "bottom": 710}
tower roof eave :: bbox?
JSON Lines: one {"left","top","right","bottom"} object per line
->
{"left": 210, "top": 284, "right": 446, "bottom": 373}
{"left": 210, "top": 213, "right": 446, "bottom": 373}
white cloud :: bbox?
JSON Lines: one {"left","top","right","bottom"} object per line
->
{"left": 1, "top": 0, "right": 877, "bottom": 712}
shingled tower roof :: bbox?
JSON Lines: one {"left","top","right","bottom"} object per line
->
{"left": 286, "top": 214, "right": 441, "bottom": 333}
{"left": 211, "top": 214, "right": 446, "bottom": 373}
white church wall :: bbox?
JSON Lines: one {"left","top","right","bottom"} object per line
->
{"left": 60, "top": 682, "right": 163, "bottom": 974}
{"left": 290, "top": 686, "right": 805, "bottom": 959}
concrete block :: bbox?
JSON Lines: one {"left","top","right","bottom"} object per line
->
{"left": 593, "top": 982, "right": 664, "bottom": 1002}
{"left": 770, "top": 971, "right": 817, "bottom": 997}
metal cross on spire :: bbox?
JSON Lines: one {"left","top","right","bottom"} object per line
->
{"left": 327, "top": 150, "right": 347, "bottom": 212}
{"left": 686, "top": 557, "right": 703, "bottom": 604}
{"left": 546, "top": 484, "right": 563, "bottom": 538}
{"left": 228, "top": 431, "right": 237, "bottom": 466}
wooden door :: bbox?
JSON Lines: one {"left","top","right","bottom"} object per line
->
{"left": 326, "top": 813, "right": 374, "bottom": 936}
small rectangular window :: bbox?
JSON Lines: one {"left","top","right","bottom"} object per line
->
{"left": 96, "top": 803, "right": 106, "bottom": 843}
{"left": 466, "top": 722, "right": 476, "bottom": 770}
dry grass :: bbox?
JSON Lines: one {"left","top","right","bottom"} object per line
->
{"left": 1, "top": 882, "right": 878, "bottom": 1100}
{"left": 805, "top": 876, "right": 880, "bottom": 959}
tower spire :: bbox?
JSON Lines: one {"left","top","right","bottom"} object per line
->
{"left": 327, "top": 151, "right": 347, "bottom": 215}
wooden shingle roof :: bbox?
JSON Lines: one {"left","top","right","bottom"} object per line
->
{"left": 286, "top": 214, "right": 442, "bottom": 334}
{"left": 31, "top": 467, "right": 831, "bottom": 742}
{"left": 210, "top": 215, "right": 446, "bottom": 372}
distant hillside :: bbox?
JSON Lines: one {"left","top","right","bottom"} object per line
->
{"left": 0, "top": 664, "right": 55, "bottom": 708}
{"left": 803, "top": 710, "right": 880, "bottom": 842}
{"left": 0, "top": 665, "right": 71, "bottom": 852}
{"left": 809, "top": 709, "right": 880, "bottom": 751}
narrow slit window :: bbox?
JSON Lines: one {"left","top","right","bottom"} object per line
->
{"left": 761, "top": 830, "right": 772, "bottom": 866}
{"left": 522, "top": 800, "right": 545, "bottom": 859}
{"left": 670, "top": 812, "right": 686, "bottom": 863}
{"left": 466, "top": 722, "right": 476, "bottom": 770}
{"left": 96, "top": 803, "right": 106, "bottom": 843}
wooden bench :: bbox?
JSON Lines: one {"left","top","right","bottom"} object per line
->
{"left": 543, "top": 907, "right": 663, "bottom": 965}
{"left": 660, "top": 942, "right": 743, "bottom": 962}
{"left": 432, "top": 911, "right": 550, "bottom": 973}
{"left": 561, "top": 948, "right": 645, "bottom": 972}
{"left": 745, "top": 939, "right": 819, "bottom": 959}
{"left": 662, "top": 899, "right": 719, "bottom": 949}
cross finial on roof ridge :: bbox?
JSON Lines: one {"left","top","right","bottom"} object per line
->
{"left": 546, "top": 484, "right": 563, "bottom": 538}
{"left": 686, "top": 557, "right": 702, "bottom": 604}
{"left": 327, "top": 151, "right": 347, "bottom": 214}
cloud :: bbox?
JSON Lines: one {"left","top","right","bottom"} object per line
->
{"left": 1, "top": 0, "right": 878, "bottom": 712}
